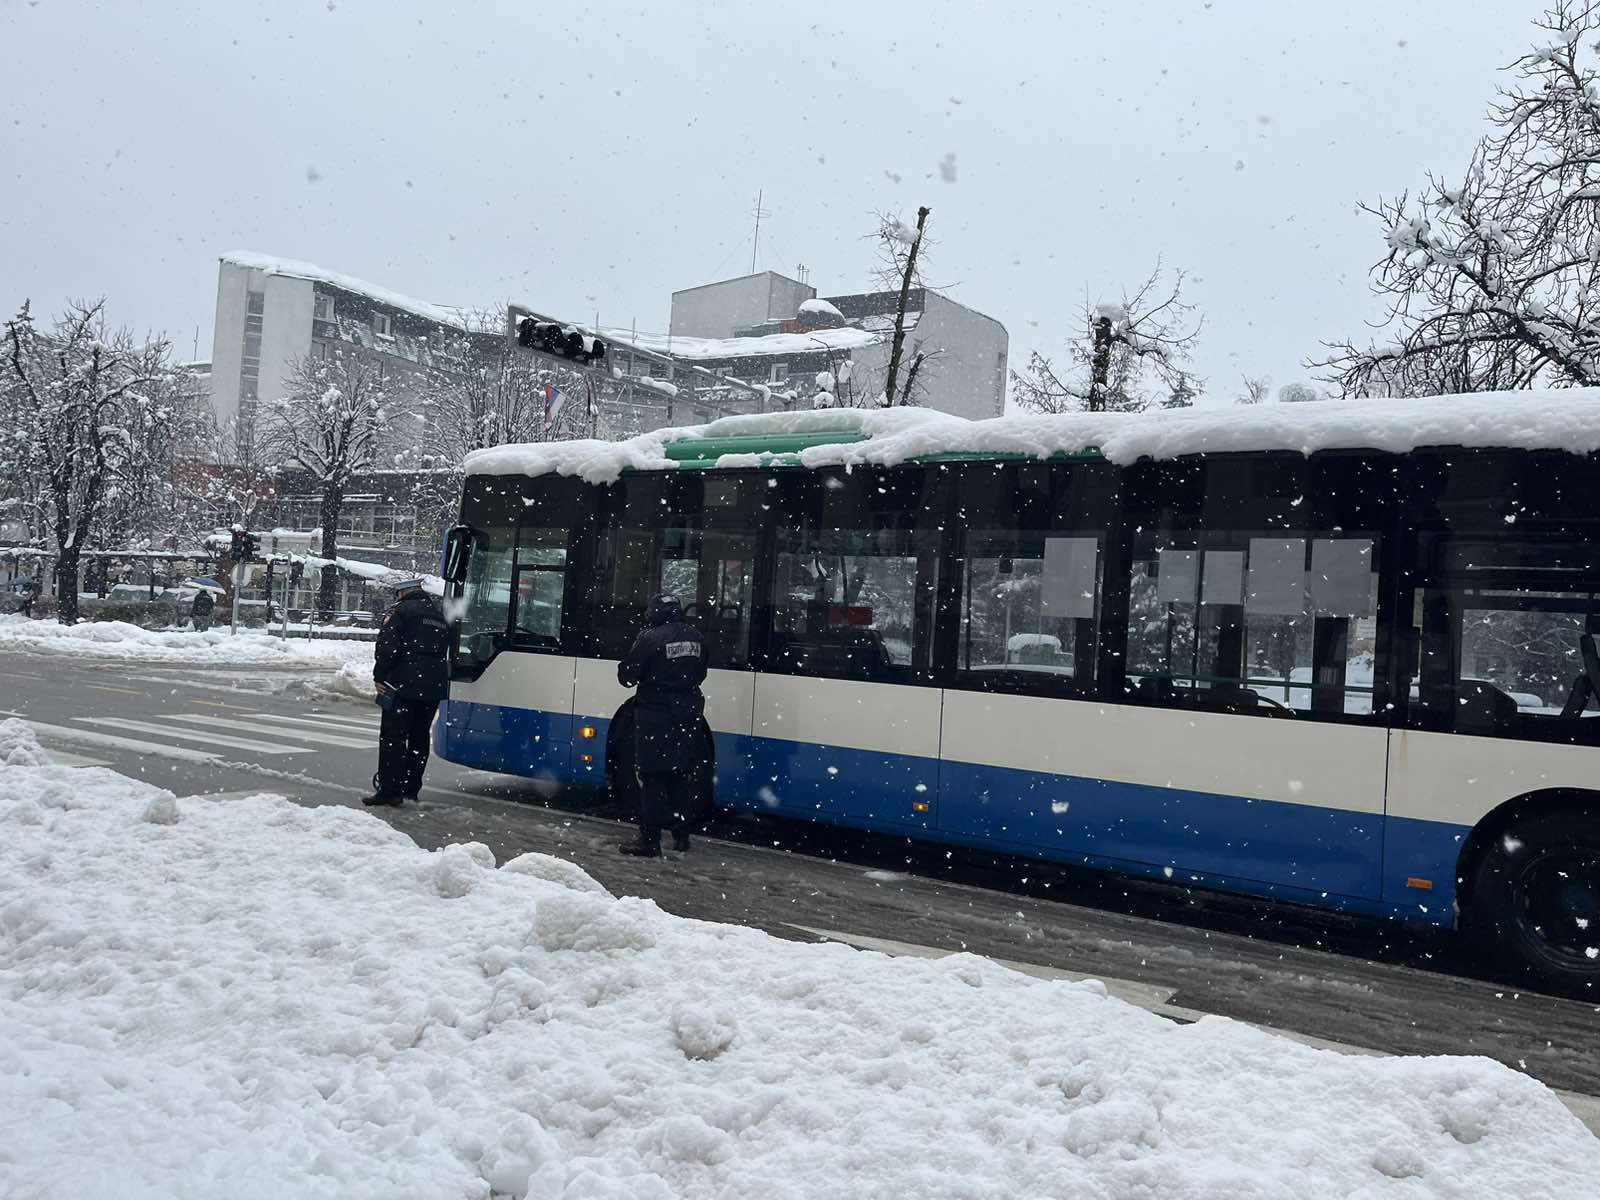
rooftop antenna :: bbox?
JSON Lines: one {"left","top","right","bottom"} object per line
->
{"left": 750, "top": 189, "right": 770, "bottom": 275}
{"left": 796, "top": 262, "right": 810, "bottom": 286}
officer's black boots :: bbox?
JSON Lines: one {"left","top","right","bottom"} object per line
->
{"left": 672, "top": 831, "right": 690, "bottom": 852}
{"left": 618, "top": 834, "right": 662, "bottom": 857}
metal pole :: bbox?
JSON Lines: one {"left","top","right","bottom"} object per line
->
{"left": 281, "top": 560, "right": 290, "bottom": 640}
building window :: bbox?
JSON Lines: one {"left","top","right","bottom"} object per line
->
{"left": 769, "top": 362, "right": 788, "bottom": 383}
{"left": 372, "top": 312, "right": 393, "bottom": 337}
{"left": 239, "top": 290, "right": 265, "bottom": 408}
{"left": 313, "top": 294, "right": 334, "bottom": 322}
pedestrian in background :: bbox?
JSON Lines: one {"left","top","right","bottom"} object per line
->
{"left": 17, "top": 577, "right": 36, "bottom": 619}
{"left": 617, "top": 592, "right": 708, "bottom": 857}
{"left": 363, "top": 576, "right": 450, "bottom": 808}
{"left": 189, "top": 587, "right": 214, "bottom": 632}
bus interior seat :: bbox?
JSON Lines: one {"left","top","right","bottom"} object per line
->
{"left": 1457, "top": 679, "right": 1521, "bottom": 731}
{"left": 1133, "top": 676, "right": 1176, "bottom": 704}
{"left": 1558, "top": 632, "right": 1600, "bottom": 719}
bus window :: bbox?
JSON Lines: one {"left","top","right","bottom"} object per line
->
{"left": 1124, "top": 533, "right": 1379, "bottom": 718}
{"left": 958, "top": 531, "right": 1101, "bottom": 690}
{"left": 593, "top": 522, "right": 755, "bottom": 668}
{"left": 947, "top": 459, "right": 1117, "bottom": 697}
{"left": 508, "top": 528, "right": 569, "bottom": 648}
{"left": 770, "top": 524, "right": 934, "bottom": 682}
{"left": 457, "top": 524, "right": 516, "bottom": 665}
{"left": 1409, "top": 537, "right": 1600, "bottom": 741}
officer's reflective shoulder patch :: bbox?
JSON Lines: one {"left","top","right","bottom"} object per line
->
{"left": 665, "top": 640, "right": 701, "bottom": 660}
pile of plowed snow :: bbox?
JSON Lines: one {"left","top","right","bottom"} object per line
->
{"left": 1, "top": 719, "right": 1594, "bottom": 1199}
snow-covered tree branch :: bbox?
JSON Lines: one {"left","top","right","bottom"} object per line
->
{"left": 1320, "top": 2, "right": 1600, "bottom": 395}
{"left": 1012, "top": 263, "right": 1203, "bottom": 413}
{"left": 257, "top": 349, "right": 389, "bottom": 616}
{"left": 3, "top": 299, "right": 179, "bottom": 623}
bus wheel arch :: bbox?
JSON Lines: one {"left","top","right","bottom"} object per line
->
{"left": 1456, "top": 788, "right": 1600, "bottom": 994}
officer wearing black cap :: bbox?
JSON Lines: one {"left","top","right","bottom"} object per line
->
{"left": 363, "top": 575, "right": 450, "bottom": 807}
{"left": 617, "top": 592, "right": 707, "bottom": 856}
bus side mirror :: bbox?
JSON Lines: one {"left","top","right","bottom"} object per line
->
{"left": 443, "top": 526, "right": 473, "bottom": 583}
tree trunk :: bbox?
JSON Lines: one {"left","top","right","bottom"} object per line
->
{"left": 1088, "top": 316, "right": 1114, "bottom": 412}
{"left": 317, "top": 482, "right": 343, "bottom": 619}
{"left": 884, "top": 206, "right": 930, "bottom": 407}
{"left": 55, "top": 544, "right": 81, "bottom": 624}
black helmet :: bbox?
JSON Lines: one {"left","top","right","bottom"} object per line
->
{"left": 648, "top": 593, "right": 683, "bottom": 627}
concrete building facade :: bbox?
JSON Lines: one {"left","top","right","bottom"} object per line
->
{"left": 635, "top": 274, "right": 1009, "bottom": 418}
{"left": 669, "top": 271, "right": 817, "bottom": 340}
{"left": 210, "top": 252, "right": 499, "bottom": 459}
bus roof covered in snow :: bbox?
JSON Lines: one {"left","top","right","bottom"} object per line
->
{"left": 461, "top": 389, "right": 1600, "bottom": 484}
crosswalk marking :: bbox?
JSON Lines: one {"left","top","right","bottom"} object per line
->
{"left": 75, "top": 717, "right": 309, "bottom": 756}
{"left": 44, "top": 749, "right": 111, "bottom": 769}
{"left": 166, "top": 713, "right": 374, "bottom": 750}
{"left": 254, "top": 712, "right": 380, "bottom": 735}
{"left": 0, "top": 714, "right": 218, "bottom": 763}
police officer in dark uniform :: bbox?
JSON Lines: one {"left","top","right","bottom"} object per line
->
{"left": 362, "top": 576, "right": 450, "bottom": 807}
{"left": 617, "top": 592, "right": 707, "bottom": 856}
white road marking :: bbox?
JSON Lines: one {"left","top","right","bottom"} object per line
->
{"left": 75, "top": 717, "right": 310, "bottom": 756}
{"left": 0, "top": 714, "right": 217, "bottom": 763}
{"left": 165, "top": 713, "right": 374, "bottom": 749}
{"left": 252, "top": 712, "right": 380, "bottom": 736}
{"left": 785, "top": 924, "right": 1600, "bottom": 1136}
{"left": 42, "top": 749, "right": 111, "bottom": 769}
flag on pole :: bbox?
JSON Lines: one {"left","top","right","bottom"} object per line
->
{"left": 544, "top": 383, "right": 564, "bottom": 423}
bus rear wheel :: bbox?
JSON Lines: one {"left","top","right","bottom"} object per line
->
{"left": 1469, "top": 810, "right": 1600, "bottom": 996}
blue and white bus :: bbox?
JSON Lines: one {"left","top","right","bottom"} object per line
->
{"left": 436, "top": 396, "right": 1600, "bottom": 992}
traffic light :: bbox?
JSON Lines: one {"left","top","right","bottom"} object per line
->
{"left": 516, "top": 317, "right": 607, "bottom": 367}
{"left": 229, "top": 529, "right": 260, "bottom": 563}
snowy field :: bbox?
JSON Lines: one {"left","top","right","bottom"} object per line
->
{"left": 2, "top": 723, "right": 1595, "bottom": 1199}
{"left": 0, "top": 614, "right": 374, "bottom": 670}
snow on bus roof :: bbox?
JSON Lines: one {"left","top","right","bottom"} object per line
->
{"left": 462, "top": 390, "right": 1600, "bottom": 484}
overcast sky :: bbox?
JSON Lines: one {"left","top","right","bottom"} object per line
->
{"left": 2, "top": 0, "right": 1529, "bottom": 405}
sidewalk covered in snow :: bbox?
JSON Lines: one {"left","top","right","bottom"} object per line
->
{"left": 1, "top": 721, "right": 1594, "bottom": 1198}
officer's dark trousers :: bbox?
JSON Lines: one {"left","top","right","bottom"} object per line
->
{"left": 637, "top": 770, "right": 694, "bottom": 844}
{"left": 378, "top": 700, "right": 435, "bottom": 798}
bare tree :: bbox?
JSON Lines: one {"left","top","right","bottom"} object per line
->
{"left": 258, "top": 348, "right": 389, "bottom": 617}
{"left": 412, "top": 333, "right": 550, "bottom": 467}
{"left": 1237, "top": 374, "right": 1273, "bottom": 406}
{"left": 1012, "top": 264, "right": 1203, "bottom": 413}
{"left": 3, "top": 300, "right": 178, "bottom": 622}
{"left": 1320, "top": 2, "right": 1600, "bottom": 394}
{"left": 872, "top": 207, "right": 933, "bottom": 406}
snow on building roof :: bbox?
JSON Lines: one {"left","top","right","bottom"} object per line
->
{"left": 220, "top": 251, "right": 473, "bottom": 330}
{"left": 604, "top": 325, "right": 883, "bottom": 362}
{"left": 464, "top": 390, "right": 1600, "bottom": 484}
{"left": 798, "top": 298, "right": 845, "bottom": 320}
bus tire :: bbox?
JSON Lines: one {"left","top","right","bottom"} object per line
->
{"left": 1468, "top": 809, "right": 1600, "bottom": 996}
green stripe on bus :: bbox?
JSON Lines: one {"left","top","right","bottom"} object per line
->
{"left": 634, "top": 433, "right": 1105, "bottom": 472}
{"left": 660, "top": 431, "right": 870, "bottom": 460}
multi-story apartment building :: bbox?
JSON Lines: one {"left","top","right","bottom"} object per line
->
{"left": 618, "top": 271, "right": 1009, "bottom": 418}
{"left": 209, "top": 251, "right": 502, "bottom": 457}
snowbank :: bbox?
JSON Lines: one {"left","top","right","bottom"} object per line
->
{"left": 0, "top": 614, "right": 375, "bottom": 669}
{"left": 1, "top": 729, "right": 1594, "bottom": 1198}
{"left": 465, "top": 390, "right": 1600, "bottom": 485}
